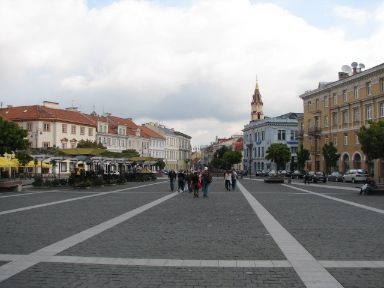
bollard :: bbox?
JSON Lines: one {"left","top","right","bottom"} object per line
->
{"left": 17, "top": 184, "right": 22, "bottom": 192}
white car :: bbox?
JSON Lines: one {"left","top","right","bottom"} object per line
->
{"left": 342, "top": 169, "right": 368, "bottom": 183}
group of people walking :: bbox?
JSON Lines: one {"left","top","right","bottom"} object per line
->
{"left": 224, "top": 170, "right": 238, "bottom": 191}
{"left": 168, "top": 167, "right": 212, "bottom": 198}
{"left": 168, "top": 168, "right": 239, "bottom": 197}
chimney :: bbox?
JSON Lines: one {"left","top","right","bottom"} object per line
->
{"left": 338, "top": 72, "right": 349, "bottom": 80}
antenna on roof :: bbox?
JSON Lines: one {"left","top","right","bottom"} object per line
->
{"left": 341, "top": 65, "right": 352, "bottom": 75}
{"left": 351, "top": 62, "right": 358, "bottom": 68}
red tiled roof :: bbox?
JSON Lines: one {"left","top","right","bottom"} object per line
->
{"left": 140, "top": 125, "right": 165, "bottom": 140}
{"left": 0, "top": 105, "right": 96, "bottom": 127}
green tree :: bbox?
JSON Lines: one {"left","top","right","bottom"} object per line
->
{"left": 223, "top": 150, "right": 242, "bottom": 169}
{"left": 15, "top": 150, "right": 33, "bottom": 175}
{"left": 265, "top": 143, "right": 291, "bottom": 170}
{"left": 297, "top": 144, "right": 310, "bottom": 170}
{"left": 358, "top": 119, "right": 384, "bottom": 175}
{"left": 77, "top": 139, "right": 105, "bottom": 149}
{"left": 0, "top": 118, "right": 29, "bottom": 154}
{"left": 211, "top": 146, "right": 229, "bottom": 170}
{"left": 322, "top": 142, "right": 340, "bottom": 174}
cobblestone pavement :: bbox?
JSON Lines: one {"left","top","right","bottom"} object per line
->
{"left": 0, "top": 177, "right": 383, "bottom": 287}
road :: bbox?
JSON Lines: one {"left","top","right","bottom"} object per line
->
{"left": 0, "top": 177, "right": 383, "bottom": 288}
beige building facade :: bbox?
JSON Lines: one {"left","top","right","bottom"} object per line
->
{"left": 299, "top": 63, "right": 384, "bottom": 179}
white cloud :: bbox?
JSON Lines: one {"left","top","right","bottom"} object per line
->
{"left": 333, "top": 5, "right": 368, "bottom": 25}
{"left": 0, "top": 0, "right": 383, "bottom": 146}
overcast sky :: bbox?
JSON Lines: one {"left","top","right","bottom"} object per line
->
{"left": 1, "top": 0, "right": 384, "bottom": 148}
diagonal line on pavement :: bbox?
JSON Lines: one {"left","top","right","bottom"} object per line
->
{"left": 0, "top": 181, "right": 167, "bottom": 216}
{"left": 0, "top": 191, "right": 178, "bottom": 283}
{"left": 283, "top": 184, "right": 384, "bottom": 215}
{"left": 237, "top": 182, "right": 344, "bottom": 288}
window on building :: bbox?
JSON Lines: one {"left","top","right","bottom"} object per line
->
{"left": 342, "top": 110, "right": 349, "bottom": 124}
{"left": 62, "top": 124, "right": 67, "bottom": 133}
{"left": 43, "top": 123, "right": 50, "bottom": 132}
{"left": 261, "top": 131, "right": 265, "bottom": 140}
{"left": 325, "top": 136, "right": 329, "bottom": 144}
{"left": 277, "top": 130, "right": 286, "bottom": 141}
{"left": 261, "top": 147, "right": 264, "bottom": 157}
{"left": 333, "top": 93, "right": 337, "bottom": 105}
{"left": 324, "top": 95, "right": 328, "bottom": 107}
{"left": 88, "top": 128, "right": 93, "bottom": 136}
{"left": 80, "top": 126, "right": 85, "bottom": 135}
{"left": 355, "top": 134, "right": 360, "bottom": 145}
{"left": 343, "top": 90, "right": 347, "bottom": 102}
{"left": 366, "top": 81, "right": 372, "bottom": 96}
{"left": 366, "top": 105, "right": 373, "bottom": 120}
{"left": 307, "top": 101, "right": 312, "bottom": 112}
{"left": 333, "top": 136, "right": 338, "bottom": 146}
{"left": 332, "top": 112, "right": 338, "bottom": 127}
{"left": 27, "top": 123, "right": 32, "bottom": 131}
{"left": 324, "top": 115, "right": 329, "bottom": 127}
{"left": 62, "top": 143, "right": 67, "bottom": 149}
{"left": 354, "top": 86, "right": 359, "bottom": 99}
{"left": 353, "top": 107, "right": 360, "bottom": 123}
{"left": 380, "top": 78, "right": 384, "bottom": 92}
{"left": 315, "top": 98, "right": 319, "bottom": 110}
{"left": 344, "top": 134, "right": 348, "bottom": 145}
{"left": 71, "top": 125, "right": 76, "bottom": 134}
{"left": 43, "top": 141, "right": 50, "bottom": 148}
{"left": 380, "top": 102, "right": 384, "bottom": 118}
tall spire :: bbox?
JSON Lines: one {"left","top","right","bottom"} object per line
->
{"left": 251, "top": 77, "right": 264, "bottom": 121}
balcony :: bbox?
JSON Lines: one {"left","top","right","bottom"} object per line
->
{"left": 308, "top": 127, "right": 322, "bottom": 137}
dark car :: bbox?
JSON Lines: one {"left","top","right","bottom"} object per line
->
{"left": 307, "top": 171, "right": 327, "bottom": 183}
{"left": 327, "top": 171, "right": 343, "bottom": 182}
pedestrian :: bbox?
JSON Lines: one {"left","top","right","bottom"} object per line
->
{"left": 304, "top": 171, "right": 309, "bottom": 184}
{"left": 201, "top": 167, "right": 212, "bottom": 198}
{"left": 177, "top": 170, "right": 186, "bottom": 192}
{"left": 231, "top": 169, "right": 238, "bottom": 190}
{"left": 224, "top": 170, "right": 232, "bottom": 191}
{"left": 186, "top": 171, "right": 193, "bottom": 193}
{"left": 168, "top": 169, "right": 176, "bottom": 191}
{"left": 192, "top": 171, "right": 200, "bottom": 198}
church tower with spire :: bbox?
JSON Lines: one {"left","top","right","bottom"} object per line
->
{"left": 251, "top": 78, "right": 264, "bottom": 121}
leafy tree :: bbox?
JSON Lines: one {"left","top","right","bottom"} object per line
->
{"left": 211, "top": 146, "right": 231, "bottom": 170}
{"left": 265, "top": 143, "right": 291, "bottom": 170}
{"left": 322, "top": 142, "right": 340, "bottom": 174}
{"left": 358, "top": 120, "right": 384, "bottom": 175}
{"left": 358, "top": 120, "right": 384, "bottom": 161}
{"left": 210, "top": 146, "right": 241, "bottom": 170}
{"left": 77, "top": 139, "right": 106, "bottom": 149}
{"left": 155, "top": 159, "right": 166, "bottom": 170}
{"left": 297, "top": 144, "right": 310, "bottom": 170}
{"left": 15, "top": 150, "right": 33, "bottom": 174}
{"left": 223, "top": 150, "right": 242, "bottom": 169}
{"left": 0, "top": 118, "right": 29, "bottom": 154}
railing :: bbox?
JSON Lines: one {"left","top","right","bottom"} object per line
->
{"left": 308, "top": 127, "right": 322, "bottom": 137}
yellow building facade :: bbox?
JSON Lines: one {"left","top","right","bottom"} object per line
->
{"left": 299, "top": 63, "right": 384, "bottom": 180}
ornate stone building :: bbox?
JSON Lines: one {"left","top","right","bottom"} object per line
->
{"left": 299, "top": 62, "right": 384, "bottom": 179}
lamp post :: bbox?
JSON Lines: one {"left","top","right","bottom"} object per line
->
{"left": 247, "top": 143, "right": 253, "bottom": 178}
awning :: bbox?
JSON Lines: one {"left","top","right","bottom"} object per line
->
{"left": 24, "top": 160, "right": 51, "bottom": 168}
{"left": 0, "top": 157, "right": 19, "bottom": 168}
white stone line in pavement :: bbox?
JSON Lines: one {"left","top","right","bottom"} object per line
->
{"left": 0, "top": 190, "right": 60, "bottom": 198}
{"left": 1, "top": 254, "right": 384, "bottom": 269}
{"left": 0, "top": 181, "right": 166, "bottom": 216}
{"left": 283, "top": 184, "right": 384, "bottom": 215}
{"left": 237, "top": 182, "right": 344, "bottom": 288}
{"left": 0, "top": 191, "right": 178, "bottom": 283}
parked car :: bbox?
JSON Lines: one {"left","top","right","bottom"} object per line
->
{"left": 292, "top": 170, "right": 304, "bottom": 179}
{"left": 342, "top": 169, "right": 368, "bottom": 183}
{"left": 327, "top": 171, "right": 343, "bottom": 182}
{"left": 307, "top": 171, "right": 327, "bottom": 183}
